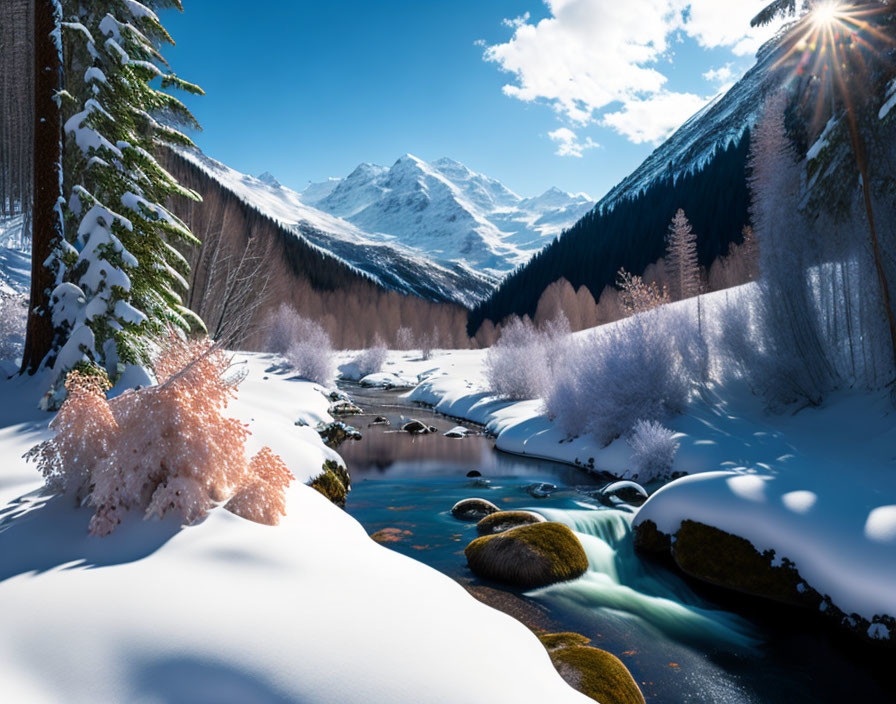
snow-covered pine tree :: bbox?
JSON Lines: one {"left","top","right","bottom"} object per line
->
{"left": 49, "top": 0, "right": 203, "bottom": 383}
{"left": 665, "top": 208, "right": 700, "bottom": 301}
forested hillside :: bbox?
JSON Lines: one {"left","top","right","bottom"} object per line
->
{"left": 468, "top": 134, "right": 751, "bottom": 334}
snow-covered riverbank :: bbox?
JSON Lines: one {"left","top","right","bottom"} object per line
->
{"left": 372, "top": 323, "right": 896, "bottom": 642}
{"left": 0, "top": 353, "right": 591, "bottom": 703}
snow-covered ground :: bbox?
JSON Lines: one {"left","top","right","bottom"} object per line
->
{"left": 378, "top": 297, "right": 896, "bottom": 637}
{"left": 0, "top": 353, "right": 591, "bottom": 703}
{"left": 0, "top": 215, "right": 30, "bottom": 295}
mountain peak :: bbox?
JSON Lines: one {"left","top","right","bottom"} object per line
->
{"left": 257, "top": 171, "right": 281, "bottom": 188}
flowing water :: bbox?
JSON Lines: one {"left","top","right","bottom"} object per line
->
{"left": 339, "top": 383, "right": 889, "bottom": 703}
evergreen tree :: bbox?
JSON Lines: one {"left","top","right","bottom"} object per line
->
{"left": 665, "top": 208, "right": 700, "bottom": 300}
{"left": 49, "top": 0, "right": 203, "bottom": 382}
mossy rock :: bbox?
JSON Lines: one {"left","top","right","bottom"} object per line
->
{"left": 637, "top": 519, "right": 896, "bottom": 647}
{"left": 671, "top": 519, "right": 810, "bottom": 607}
{"left": 451, "top": 498, "right": 499, "bottom": 522}
{"left": 309, "top": 460, "right": 351, "bottom": 508}
{"left": 632, "top": 519, "right": 672, "bottom": 555}
{"left": 538, "top": 632, "right": 592, "bottom": 651}
{"left": 464, "top": 522, "right": 588, "bottom": 589}
{"left": 477, "top": 510, "right": 545, "bottom": 536}
{"left": 317, "top": 422, "right": 361, "bottom": 449}
{"left": 549, "top": 643, "right": 645, "bottom": 704}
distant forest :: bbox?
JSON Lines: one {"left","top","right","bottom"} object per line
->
{"left": 468, "top": 133, "right": 752, "bottom": 335}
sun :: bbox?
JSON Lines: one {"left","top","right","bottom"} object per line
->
{"left": 810, "top": 1, "right": 844, "bottom": 29}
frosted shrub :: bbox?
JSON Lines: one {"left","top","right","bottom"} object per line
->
{"left": 352, "top": 335, "right": 388, "bottom": 377}
{"left": 0, "top": 292, "right": 27, "bottom": 361}
{"left": 285, "top": 318, "right": 335, "bottom": 386}
{"left": 420, "top": 328, "right": 439, "bottom": 360}
{"left": 396, "top": 327, "right": 415, "bottom": 351}
{"left": 485, "top": 317, "right": 550, "bottom": 401}
{"left": 627, "top": 419, "right": 680, "bottom": 483}
{"left": 545, "top": 309, "right": 691, "bottom": 445}
{"left": 26, "top": 336, "right": 294, "bottom": 536}
{"left": 266, "top": 303, "right": 304, "bottom": 355}
{"left": 264, "top": 303, "right": 335, "bottom": 385}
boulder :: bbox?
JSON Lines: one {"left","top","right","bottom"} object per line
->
{"left": 601, "top": 481, "right": 648, "bottom": 506}
{"left": 401, "top": 419, "right": 433, "bottom": 434}
{"left": 526, "top": 482, "right": 558, "bottom": 499}
{"left": 316, "top": 421, "right": 361, "bottom": 449}
{"left": 368, "top": 415, "right": 390, "bottom": 426}
{"left": 329, "top": 400, "right": 363, "bottom": 416}
{"left": 451, "top": 498, "right": 500, "bottom": 521}
{"left": 539, "top": 633, "right": 645, "bottom": 704}
{"left": 309, "top": 460, "right": 352, "bottom": 508}
{"left": 464, "top": 522, "right": 588, "bottom": 588}
{"left": 370, "top": 528, "right": 413, "bottom": 544}
{"left": 444, "top": 426, "right": 471, "bottom": 438}
{"left": 476, "top": 510, "right": 545, "bottom": 536}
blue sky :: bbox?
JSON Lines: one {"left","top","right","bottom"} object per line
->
{"left": 160, "top": 1, "right": 779, "bottom": 201}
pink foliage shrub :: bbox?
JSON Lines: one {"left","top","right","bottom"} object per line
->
{"left": 26, "top": 336, "right": 294, "bottom": 536}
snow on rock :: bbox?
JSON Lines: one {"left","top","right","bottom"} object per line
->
{"left": 0, "top": 353, "right": 590, "bottom": 703}
{"left": 358, "top": 371, "right": 417, "bottom": 390}
{"left": 631, "top": 384, "right": 896, "bottom": 625}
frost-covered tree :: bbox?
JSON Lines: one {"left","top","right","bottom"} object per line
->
{"left": 48, "top": 0, "right": 203, "bottom": 383}
{"left": 665, "top": 209, "right": 700, "bottom": 300}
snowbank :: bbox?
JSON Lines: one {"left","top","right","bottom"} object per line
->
{"left": 395, "top": 295, "right": 896, "bottom": 632}
{"left": 0, "top": 353, "right": 590, "bottom": 703}
{"left": 635, "top": 388, "right": 896, "bottom": 626}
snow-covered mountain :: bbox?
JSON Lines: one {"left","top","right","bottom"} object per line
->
{"left": 597, "top": 37, "right": 781, "bottom": 215}
{"left": 173, "top": 149, "right": 496, "bottom": 307}
{"left": 300, "top": 154, "right": 593, "bottom": 275}
{"left": 174, "top": 149, "right": 592, "bottom": 306}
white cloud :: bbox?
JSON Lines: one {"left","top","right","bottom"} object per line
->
{"left": 484, "top": 0, "right": 784, "bottom": 147}
{"left": 548, "top": 127, "right": 599, "bottom": 157}
{"left": 702, "top": 63, "right": 734, "bottom": 84}
{"left": 502, "top": 12, "right": 531, "bottom": 30}
{"left": 601, "top": 91, "right": 709, "bottom": 144}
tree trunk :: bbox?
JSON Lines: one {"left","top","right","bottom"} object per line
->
{"left": 21, "top": 0, "right": 62, "bottom": 374}
{"left": 844, "top": 102, "right": 896, "bottom": 378}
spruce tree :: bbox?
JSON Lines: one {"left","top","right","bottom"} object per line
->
{"left": 665, "top": 209, "right": 699, "bottom": 300}
{"left": 49, "top": 0, "right": 204, "bottom": 382}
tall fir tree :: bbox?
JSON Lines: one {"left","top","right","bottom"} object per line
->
{"left": 47, "top": 0, "right": 204, "bottom": 385}
{"left": 665, "top": 208, "right": 700, "bottom": 300}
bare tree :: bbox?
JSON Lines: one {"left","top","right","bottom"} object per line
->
{"left": 616, "top": 268, "right": 670, "bottom": 316}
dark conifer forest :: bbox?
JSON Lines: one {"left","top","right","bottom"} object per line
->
{"left": 468, "top": 133, "right": 752, "bottom": 334}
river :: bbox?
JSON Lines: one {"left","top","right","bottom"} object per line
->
{"left": 338, "top": 383, "right": 888, "bottom": 703}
